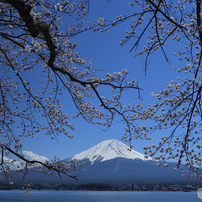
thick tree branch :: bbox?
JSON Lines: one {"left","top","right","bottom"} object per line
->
{"left": 3, "top": 0, "right": 40, "bottom": 37}
{"left": 196, "top": 0, "right": 202, "bottom": 43}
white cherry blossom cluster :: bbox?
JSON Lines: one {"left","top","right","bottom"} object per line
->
{"left": 0, "top": 0, "right": 141, "bottom": 182}
{"left": 107, "top": 0, "right": 202, "bottom": 178}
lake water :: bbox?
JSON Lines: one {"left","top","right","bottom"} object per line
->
{"left": 0, "top": 190, "right": 201, "bottom": 202}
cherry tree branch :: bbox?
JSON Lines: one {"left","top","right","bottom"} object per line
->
{"left": 0, "top": 144, "right": 78, "bottom": 180}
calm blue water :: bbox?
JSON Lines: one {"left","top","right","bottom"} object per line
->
{"left": 0, "top": 190, "right": 201, "bottom": 202}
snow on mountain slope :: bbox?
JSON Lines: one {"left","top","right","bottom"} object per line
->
{"left": 71, "top": 139, "right": 151, "bottom": 164}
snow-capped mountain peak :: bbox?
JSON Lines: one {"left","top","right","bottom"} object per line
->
{"left": 71, "top": 139, "right": 151, "bottom": 164}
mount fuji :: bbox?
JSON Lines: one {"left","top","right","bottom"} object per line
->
{"left": 70, "top": 139, "right": 151, "bottom": 165}
{"left": 61, "top": 139, "right": 199, "bottom": 184}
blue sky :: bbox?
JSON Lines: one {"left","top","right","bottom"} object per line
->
{"left": 20, "top": 0, "right": 184, "bottom": 161}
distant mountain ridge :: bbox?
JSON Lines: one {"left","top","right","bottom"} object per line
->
{"left": 4, "top": 139, "right": 201, "bottom": 185}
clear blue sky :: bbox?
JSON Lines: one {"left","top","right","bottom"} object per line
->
{"left": 20, "top": 0, "right": 183, "bottom": 161}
